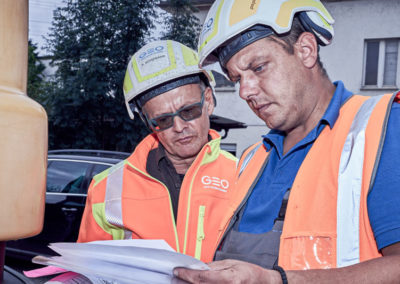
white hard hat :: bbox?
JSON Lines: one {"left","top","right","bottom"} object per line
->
{"left": 198, "top": 0, "right": 334, "bottom": 75}
{"left": 123, "top": 40, "right": 215, "bottom": 119}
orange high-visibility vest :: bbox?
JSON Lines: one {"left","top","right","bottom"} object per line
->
{"left": 78, "top": 129, "right": 239, "bottom": 262}
{"left": 236, "top": 94, "right": 397, "bottom": 270}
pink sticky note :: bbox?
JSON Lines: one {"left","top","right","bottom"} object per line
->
{"left": 48, "top": 272, "right": 91, "bottom": 283}
{"left": 23, "top": 266, "right": 68, "bottom": 278}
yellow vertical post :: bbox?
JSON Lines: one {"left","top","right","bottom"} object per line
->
{"left": 0, "top": 0, "right": 48, "bottom": 242}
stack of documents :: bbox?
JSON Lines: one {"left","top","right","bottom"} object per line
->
{"left": 31, "top": 239, "right": 209, "bottom": 284}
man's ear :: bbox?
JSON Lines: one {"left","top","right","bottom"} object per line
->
{"left": 295, "top": 32, "right": 318, "bottom": 69}
{"left": 204, "top": 87, "right": 214, "bottom": 116}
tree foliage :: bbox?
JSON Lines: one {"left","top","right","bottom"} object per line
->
{"left": 28, "top": 40, "right": 46, "bottom": 103}
{"left": 160, "top": 1, "right": 234, "bottom": 91}
{"left": 44, "top": 0, "right": 155, "bottom": 151}
{"left": 161, "top": 0, "right": 201, "bottom": 49}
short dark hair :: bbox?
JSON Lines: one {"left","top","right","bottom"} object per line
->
{"left": 267, "top": 16, "right": 328, "bottom": 78}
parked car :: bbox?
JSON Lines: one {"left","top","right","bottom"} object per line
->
{"left": 6, "top": 149, "right": 130, "bottom": 262}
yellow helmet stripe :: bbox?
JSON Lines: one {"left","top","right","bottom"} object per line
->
{"left": 276, "top": 0, "right": 334, "bottom": 29}
{"left": 229, "top": 0, "right": 261, "bottom": 27}
{"left": 181, "top": 44, "right": 199, "bottom": 67}
{"left": 131, "top": 40, "right": 177, "bottom": 83}
{"left": 123, "top": 69, "right": 133, "bottom": 94}
{"left": 199, "top": 0, "right": 225, "bottom": 53}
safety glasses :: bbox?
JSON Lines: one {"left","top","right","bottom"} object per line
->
{"left": 146, "top": 91, "right": 205, "bottom": 132}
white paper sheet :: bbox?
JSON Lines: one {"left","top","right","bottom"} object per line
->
{"left": 32, "top": 239, "right": 208, "bottom": 284}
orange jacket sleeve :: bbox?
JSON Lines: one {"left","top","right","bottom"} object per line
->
{"left": 77, "top": 179, "right": 112, "bottom": 243}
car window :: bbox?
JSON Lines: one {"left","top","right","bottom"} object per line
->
{"left": 92, "top": 164, "right": 112, "bottom": 177}
{"left": 47, "top": 160, "right": 92, "bottom": 194}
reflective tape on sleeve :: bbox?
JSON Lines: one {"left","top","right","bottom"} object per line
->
{"left": 104, "top": 162, "right": 132, "bottom": 240}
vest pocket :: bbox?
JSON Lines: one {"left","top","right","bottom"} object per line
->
{"left": 215, "top": 228, "right": 281, "bottom": 269}
{"left": 279, "top": 235, "right": 335, "bottom": 269}
{"left": 195, "top": 205, "right": 206, "bottom": 260}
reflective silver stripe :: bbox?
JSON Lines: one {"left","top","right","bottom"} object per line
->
{"left": 123, "top": 228, "right": 133, "bottom": 240}
{"left": 337, "top": 95, "right": 383, "bottom": 267}
{"left": 104, "top": 162, "right": 132, "bottom": 240}
{"left": 239, "top": 143, "right": 262, "bottom": 177}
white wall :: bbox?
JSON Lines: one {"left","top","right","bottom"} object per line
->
{"left": 320, "top": 0, "right": 400, "bottom": 96}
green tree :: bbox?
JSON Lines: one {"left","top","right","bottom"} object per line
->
{"left": 28, "top": 40, "right": 46, "bottom": 103}
{"left": 44, "top": 0, "right": 155, "bottom": 151}
{"left": 160, "top": 1, "right": 234, "bottom": 91}
{"left": 161, "top": 0, "right": 201, "bottom": 49}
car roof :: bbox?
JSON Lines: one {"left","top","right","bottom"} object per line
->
{"left": 48, "top": 149, "right": 131, "bottom": 164}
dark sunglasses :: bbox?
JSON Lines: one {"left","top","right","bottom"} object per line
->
{"left": 146, "top": 91, "right": 205, "bottom": 132}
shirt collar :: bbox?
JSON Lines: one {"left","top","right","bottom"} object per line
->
{"left": 321, "top": 80, "right": 353, "bottom": 129}
{"left": 154, "top": 143, "right": 168, "bottom": 167}
{"left": 263, "top": 81, "right": 353, "bottom": 152}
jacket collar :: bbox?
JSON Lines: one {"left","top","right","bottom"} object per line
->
{"left": 127, "top": 129, "right": 222, "bottom": 171}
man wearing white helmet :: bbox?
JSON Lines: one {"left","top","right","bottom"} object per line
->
{"left": 174, "top": 0, "right": 400, "bottom": 283}
{"left": 78, "top": 40, "right": 242, "bottom": 263}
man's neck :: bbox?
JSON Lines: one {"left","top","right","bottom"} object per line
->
{"left": 166, "top": 153, "right": 196, "bottom": 174}
{"left": 163, "top": 134, "right": 211, "bottom": 174}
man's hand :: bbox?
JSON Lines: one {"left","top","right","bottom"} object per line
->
{"left": 173, "top": 259, "right": 282, "bottom": 284}
{"left": 174, "top": 243, "right": 400, "bottom": 283}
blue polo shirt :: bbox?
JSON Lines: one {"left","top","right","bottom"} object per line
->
{"left": 238, "top": 81, "right": 400, "bottom": 250}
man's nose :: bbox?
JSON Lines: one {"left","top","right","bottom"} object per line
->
{"left": 239, "top": 74, "right": 259, "bottom": 101}
{"left": 172, "top": 115, "right": 187, "bottom": 132}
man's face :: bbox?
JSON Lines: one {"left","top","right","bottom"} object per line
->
{"left": 225, "top": 37, "right": 316, "bottom": 134}
{"left": 142, "top": 83, "right": 214, "bottom": 161}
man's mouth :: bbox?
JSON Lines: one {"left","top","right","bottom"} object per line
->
{"left": 255, "top": 102, "right": 271, "bottom": 112}
{"left": 176, "top": 136, "right": 193, "bottom": 144}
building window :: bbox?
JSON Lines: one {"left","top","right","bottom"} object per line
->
{"left": 363, "top": 38, "right": 399, "bottom": 88}
{"left": 383, "top": 40, "right": 399, "bottom": 86}
{"left": 212, "top": 71, "right": 235, "bottom": 89}
{"left": 220, "top": 143, "right": 237, "bottom": 156}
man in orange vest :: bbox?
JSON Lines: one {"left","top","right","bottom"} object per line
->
{"left": 174, "top": 0, "right": 400, "bottom": 283}
{"left": 78, "top": 40, "right": 240, "bottom": 263}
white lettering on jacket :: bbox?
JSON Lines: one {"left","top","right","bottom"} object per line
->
{"left": 201, "top": 176, "right": 229, "bottom": 192}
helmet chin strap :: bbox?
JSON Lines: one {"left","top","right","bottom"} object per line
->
{"left": 128, "top": 100, "right": 152, "bottom": 130}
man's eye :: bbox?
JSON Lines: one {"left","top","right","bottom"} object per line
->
{"left": 254, "top": 65, "right": 264, "bottom": 72}
{"left": 156, "top": 116, "right": 169, "bottom": 124}
{"left": 181, "top": 106, "right": 197, "bottom": 115}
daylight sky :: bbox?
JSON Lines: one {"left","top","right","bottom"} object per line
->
{"left": 29, "top": 0, "right": 62, "bottom": 55}
{"left": 29, "top": 0, "right": 164, "bottom": 56}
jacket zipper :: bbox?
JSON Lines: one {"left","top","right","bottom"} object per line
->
{"left": 195, "top": 205, "right": 206, "bottom": 260}
{"left": 182, "top": 161, "right": 203, "bottom": 254}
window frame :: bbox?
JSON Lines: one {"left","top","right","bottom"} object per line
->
{"left": 212, "top": 71, "right": 236, "bottom": 91}
{"left": 362, "top": 38, "right": 400, "bottom": 91}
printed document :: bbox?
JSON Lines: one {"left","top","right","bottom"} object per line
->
{"left": 31, "top": 239, "right": 209, "bottom": 284}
